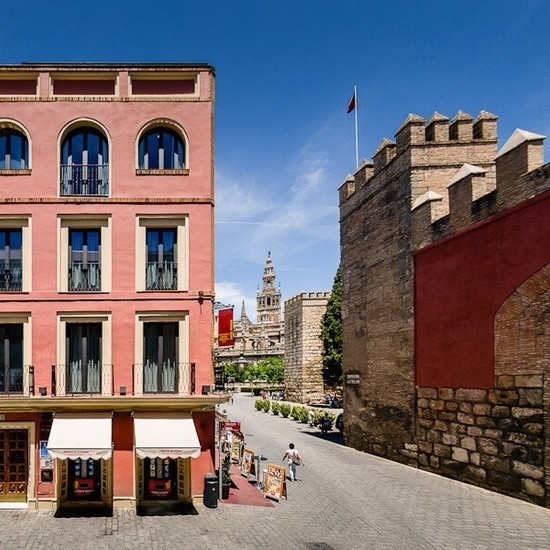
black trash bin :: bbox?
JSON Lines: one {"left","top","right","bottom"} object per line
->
{"left": 203, "top": 473, "right": 218, "bottom": 508}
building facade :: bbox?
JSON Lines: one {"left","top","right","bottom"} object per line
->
{"left": 339, "top": 111, "right": 550, "bottom": 506}
{"left": 284, "top": 292, "right": 330, "bottom": 404}
{"left": 215, "top": 252, "right": 284, "bottom": 367}
{"left": 0, "top": 63, "right": 223, "bottom": 510}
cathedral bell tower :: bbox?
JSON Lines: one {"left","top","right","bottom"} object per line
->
{"left": 256, "top": 251, "right": 282, "bottom": 324}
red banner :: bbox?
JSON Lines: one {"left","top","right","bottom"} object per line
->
{"left": 218, "top": 307, "right": 234, "bottom": 347}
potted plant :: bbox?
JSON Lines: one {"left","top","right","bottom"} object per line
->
{"left": 221, "top": 452, "right": 232, "bottom": 499}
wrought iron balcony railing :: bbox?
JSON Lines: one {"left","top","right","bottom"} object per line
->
{"left": 51, "top": 363, "right": 113, "bottom": 396}
{"left": 145, "top": 261, "right": 178, "bottom": 290}
{"left": 133, "top": 362, "right": 195, "bottom": 395}
{"left": 60, "top": 164, "right": 109, "bottom": 196}
{"left": 68, "top": 262, "right": 101, "bottom": 291}
{"left": 0, "top": 261, "right": 22, "bottom": 291}
{"left": 0, "top": 365, "right": 34, "bottom": 396}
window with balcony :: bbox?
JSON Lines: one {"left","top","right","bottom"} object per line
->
{"left": 69, "top": 229, "right": 101, "bottom": 292}
{"left": 0, "top": 128, "right": 28, "bottom": 170}
{"left": 136, "top": 216, "right": 187, "bottom": 292}
{"left": 143, "top": 322, "right": 178, "bottom": 393}
{"left": 66, "top": 323, "right": 102, "bottom": 394}
{"left": 0, "top": 229, "right": 22, "bottom": 291}
{"left": 0, "top": 324, "right": 23, "bottom": 394}
{"left": 60, "top": 127, "right": 109, "bottom": 196}
{"left": 146, "top": 228, "right": 177, "bottom": 290}
{"left": 59, "top": 216, "right": 110, "bottom": 293}
{"left": 138, "top": 127, "right": 185, "bottom": 170}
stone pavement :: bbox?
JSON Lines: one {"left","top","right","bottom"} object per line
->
{"left": 1, "top": 393, "right": 550, "bottom": 549}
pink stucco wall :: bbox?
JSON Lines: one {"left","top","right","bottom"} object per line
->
{"left": 0, "top": 64, "right": 217, "bottom": 505}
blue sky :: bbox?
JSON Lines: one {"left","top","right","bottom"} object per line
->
{"left": 4, "top": 1, "right": 550, "bottom": 321}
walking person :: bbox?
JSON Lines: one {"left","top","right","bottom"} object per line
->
{"left": 308, "top": 408, "right": 316, "bottom": 427}
{"left": 283, "top": 443, "right": 304, "bottom": 481}
{"left": 321, "top": 412, "right": 331, "bottom": 435}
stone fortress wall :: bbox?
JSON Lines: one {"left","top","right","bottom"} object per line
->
{"left": 339, "top": 109, "right": 550, "bottom": 506}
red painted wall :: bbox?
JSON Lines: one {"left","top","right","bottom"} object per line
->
{"left": 415, "top": 190, "right": 550, "bottom": 388}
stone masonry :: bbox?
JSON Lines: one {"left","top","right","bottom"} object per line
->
{"left": 284, "top": 292, "right": 330, "bottom": 404}
{"left": 339, "top": 110, "right": 550, "bottom": 507}
{"left": 417, "top": 375, "right": 545, "bottom": 506}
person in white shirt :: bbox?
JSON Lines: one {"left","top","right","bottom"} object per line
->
{"left": 283, "top": 443, "right": 304, "bottom": 481}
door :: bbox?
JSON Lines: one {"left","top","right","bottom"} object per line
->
{"left": 0, "top": 429, "right": 28, "bottom": 502}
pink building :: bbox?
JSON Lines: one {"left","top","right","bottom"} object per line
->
{"left": 0, "top": 63, "right": 223, "bottom": 510}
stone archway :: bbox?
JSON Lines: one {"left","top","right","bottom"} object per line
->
{"left": 494, "top": 263, "right": 550, "bottom": 506}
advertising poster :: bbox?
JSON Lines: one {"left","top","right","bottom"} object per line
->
{"left": 263, "top": 464, "right": 286, "bottom": 501}
{"left": 240, "top": 448, "right": 254, "bottom": 478}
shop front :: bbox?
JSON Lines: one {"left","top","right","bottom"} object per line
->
{"left": 133, "top": 412, "right": 201, "bottom": 505}
{"left": 46, "top": 412, "right": 113, "bottom": 508}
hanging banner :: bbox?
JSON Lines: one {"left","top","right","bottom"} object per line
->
{"left": 218, "top": 307, "right": 234, "bottom": 347}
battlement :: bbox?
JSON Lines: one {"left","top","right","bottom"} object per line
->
{"left": 338, "top": 110, "right": 547, "bottom": 250}
{"left": 411, "top": 128, "right": 547, "bottom": 248}
{"left": 339, "top": 110, "right": 498, "bottom": 215}
{"left": 285, "top": 291, "right": 331, "bottom": 308}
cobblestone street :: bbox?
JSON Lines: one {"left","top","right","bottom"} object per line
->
{"left": 1, "top": 394, "right": 550, "bottom": 549}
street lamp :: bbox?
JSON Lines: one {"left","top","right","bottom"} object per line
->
{"left": 236, "top": 355, "right": 248, "bottom": 372}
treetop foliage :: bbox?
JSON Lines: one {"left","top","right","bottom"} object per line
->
{"left": 320, "top": 267, "right": 342, "bottom": 388}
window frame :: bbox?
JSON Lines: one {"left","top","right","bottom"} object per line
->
{"left": 134, "top": 311, "right": 189, "bottom": 395}
{"left": 0, "top": 312, "right": 32, "bottom": 396}
{"left": 136, "top": 120, "right": 189, "bottom": 175}
{"left": 58, "top": 119, "right": 111, "bottom": 197}
{"left": 136, "top": 215, "right": 188, "bottom": 292}
{"left": 0, "top": 216, "right": 31, "bottom": 292}
{"left": 58, "top": 215, "right": 111, "bottom": 293}
{"left": 57, "top": 312, "right": 112, "bottom": 397}
{"left": 0, "top": 120, "right": 31, "bottom": 174}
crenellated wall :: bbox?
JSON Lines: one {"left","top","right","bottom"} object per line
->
{"left": 339, "top": 109, "right": 550, "bottom": 506}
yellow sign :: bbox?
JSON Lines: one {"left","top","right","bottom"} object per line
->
{"left": 263, "top": 463, "right": 287, "bottom": 501}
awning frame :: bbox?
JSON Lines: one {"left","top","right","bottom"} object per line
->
{"left": 47, "top": 412, "right": 113, "bottom": 461}
{"left": 133, "top": 412, "right": 201, "bottom": 460}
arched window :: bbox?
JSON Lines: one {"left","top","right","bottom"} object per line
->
{"left": 60, "top": 127, "right": 109, "bottom": 196}
{"left": 0, "top": 128, "right": 29, "bottom": 170}
{"left": 138, "top": 127, "right": 185, "bottom": 170}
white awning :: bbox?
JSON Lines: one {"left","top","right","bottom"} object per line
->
{"left": 134, "top": 412, "right": 201, "bottom": 460}
{"left": 47, "top": 412, "right": 112, "bottom": 461}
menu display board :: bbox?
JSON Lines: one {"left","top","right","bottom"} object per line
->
{"left": 263, "top": 464, "right": 286, "bottom": 501}
{"left": 240, "top": 448, "right": 254, "bottom": 477}
{"left": 230, "top": 439, "right": 242, "bottom": 463}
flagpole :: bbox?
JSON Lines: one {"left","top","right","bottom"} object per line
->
{"left": 354, "top": 84, "right": 359, "bottom": 169}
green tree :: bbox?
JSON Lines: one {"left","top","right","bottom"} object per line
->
{"left": 223, "top": 363, "right": 245, "bottom": 383}
{"left": 257, "top": 356, "right": 284, "bottom": 384}
{"left": 320, "top": 267, "right": 342, "bottom": 388}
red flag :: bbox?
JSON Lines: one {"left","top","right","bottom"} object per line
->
{"left": 347, "top": 92, "right": 356, "bottom": 113}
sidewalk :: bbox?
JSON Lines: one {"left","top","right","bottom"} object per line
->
{"left": 223, "top": 465, "right": 274, "bottom": 508}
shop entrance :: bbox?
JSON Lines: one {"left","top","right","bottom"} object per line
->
{"left": 68, "top": 458, "right": 101, "bottom": 500}
{"left": 0, "top": 429, "right": 28, "bottom": 502}
{"left": 57, "top": 458, "right": 112, "bottom": 506}
{"left": 144, "top": 457, "right": 177, "bottom": 499}
{"left": 137, "top": 457, "right": 189, "bottom": 503}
